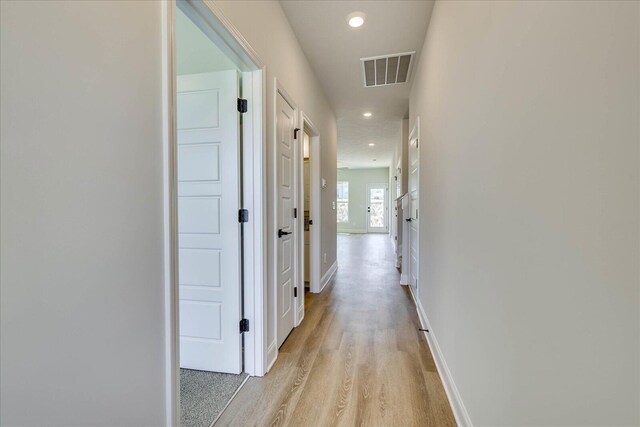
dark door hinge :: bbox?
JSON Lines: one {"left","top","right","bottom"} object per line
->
{"left": 294, "top": 128, "right": 300, "bottom": 139}
{"left": 237, "top": 98, "right": 248, "bottom": 113}
{"left": 294, "top": 287, "right": 298, "bottom": 298}
{"left": 309, "top": 219, "right": 313, "bottom": 225}
{"left": 239, "top": 318, "right": 249, "bottom": 333}
{"left": 238, "top": 209, "right": 249, "bottom": 223}
{"left": 293, "top": 208, "right": 297, "bottom": 218}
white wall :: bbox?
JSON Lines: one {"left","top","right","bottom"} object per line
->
{"left": 337, "top": 168, "right": 390, "bottom": 234}
{"left": 214, "top": 0, "right": 338, "bottom": 367}
{"left": 1, "top": 2, "right": 338, "bottom": 422}
{"left": 0, "top": 1, "right": 166, "bottom": 425}
{"left": 410, "top": 1, "right": 639, "bottom": 425}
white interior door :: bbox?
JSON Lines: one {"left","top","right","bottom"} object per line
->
{"left": 276, "top": 90, "right": 296, "bottom": 348}
{"left": 366, "top": 184, "right": 389, "bottom": 233}
{"left": 408, "top": 124, "right": 420, "bottom": 297}
{"left": 177, "top": 71, "right": 242, "bottom": 374}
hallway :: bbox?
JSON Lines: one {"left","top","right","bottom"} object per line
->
{"left": 216, "top": 234, "right": 456, "bottom": 426}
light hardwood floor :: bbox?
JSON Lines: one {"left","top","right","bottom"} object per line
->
{"left": 216, "top": 234, "right": 456, "bottom": 426}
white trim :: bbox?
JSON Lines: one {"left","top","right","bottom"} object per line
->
{"left": 240, "top": 68, "right": 266, "bottom": 378}
{"left": 319, "top": 260, "right": 338, "bottom": 292}
{"left": 180, "top": 0, "right": 263, "bottom": 71}
{"left": 399, "top": 272, "right": 409, "bottom": 285}
{"left": 407, "top": 285, "right": 473, "bottom": 427}
{"left": 408, "top": 117, "right": 420, "bottom": 299}
{"left": 336, "top": 229, "right": 390, "bottom": 235}
{"left": 296, "top": 303, "right": 305, "bottom": 327}
{"left": 335, "top": 229, "right": 369, "bottom": 234}
{"left": 162, "top": 2, "right": 179, "bottom": 425}
{"left": 266, "top": 341, "right": 278, "bottom": 373}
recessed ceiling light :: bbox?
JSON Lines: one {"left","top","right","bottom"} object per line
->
{"left": 368, "top": 143, "right": 375, "bottom": 146}
{"left": 363, "top": 112, "right": 372, "bottom": 117}
{"left": 347, "top": 12, "right": 366, "bottom": 28}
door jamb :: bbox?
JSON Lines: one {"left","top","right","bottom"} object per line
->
{"left": 299, "top": 112, "right": 322, "bottom": 295}
{"left": 162, "top": 1, "right": 267, "bottom": 425}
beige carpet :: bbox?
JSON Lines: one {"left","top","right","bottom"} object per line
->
{"left": 180, "top": 369, "right": 248, "bottom": 427}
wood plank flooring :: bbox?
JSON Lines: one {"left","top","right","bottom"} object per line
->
{"left": 216, "top": 234, "right": 456, "bottom": 426}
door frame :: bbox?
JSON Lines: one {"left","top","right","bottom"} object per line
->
{"left": 407, "top": 117, "right": 420, "bottom": 299}
{"left": 365, "top": 183, "right": 390, "bottom": 233}
{"left": 298, "top": 112, "right": 321, "bottom": 297}
{"left": 162, "top": 1, "right": 267, "bottom": 425}
{"left": 272, "top": 78, "right": 299, "bottom": 360}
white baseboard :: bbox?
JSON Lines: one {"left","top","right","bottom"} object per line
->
{"left": 407, "top": 285, "right": 473, "bottom": 427}
{"left": 319, "top": 260, "right": 337, "bottom": 292}
{"left": 265, "top": 340, "right": 277, "bottom": 373}
{"left": 296, "top": 303, "right": 305, "bottom": 326}
{"left": 400, "top": 272, "right": 408, "bottom": 285}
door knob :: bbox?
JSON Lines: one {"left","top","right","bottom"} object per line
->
{"left": 405, "top": 218, "right": 412, "bottom": 222}
{"left": 278, "top": 229, "right": 292, "bottom": 238}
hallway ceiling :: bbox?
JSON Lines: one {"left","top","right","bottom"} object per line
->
{"left": 280, "top": 0, "right": 434, "bottom": 168}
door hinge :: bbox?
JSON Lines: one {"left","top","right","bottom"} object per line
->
{"left": 238, "top": 209, "right": 249, "bottom": 223}
{"left": 237, "top": 98, "right": 248, "bottom": 113}
{"left": 309, "top": 219, "right": 313, "bottom": 225}
{"left": 239, "top": 318, "right": 249, "bottom": 333}
{"left": 293, "top": 208, "right": 297, "bottom": 218}
{"left": 294, "top": 128, "right": 300, "bottom": 139}
{"left": 294, "top": 287, "right": 298, "bottom": 298}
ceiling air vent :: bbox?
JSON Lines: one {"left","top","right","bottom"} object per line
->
{"left": 361, "top": 52, "right": 415, "bottom": 88}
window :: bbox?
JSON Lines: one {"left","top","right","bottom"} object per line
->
{"left": 337, "top": 181, "right": 349, "bottom": 223}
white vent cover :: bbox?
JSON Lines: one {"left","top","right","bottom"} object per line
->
{"left": 361, "top": 52, "right": 415, "bottom": 87}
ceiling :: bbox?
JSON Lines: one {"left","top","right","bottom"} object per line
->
{"left": 280, "top": 0, "right": 434, "bottom": 168}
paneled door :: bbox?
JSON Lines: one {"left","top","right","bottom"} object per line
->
{"left": 276, "top": 90, "right": 296, "bottom": 348}
{"left": 366, "top": 184, "right": 389, "bottom": 233}
{"left": 177, "top": 71, "right": 242, "bottom": 374}
{"left": 408, "top": 121, "right": 420, "bottom": 298}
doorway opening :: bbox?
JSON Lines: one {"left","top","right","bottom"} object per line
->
{"left": 299, "top": 113, "right": 321, "bottom": 295}
{"left": 303, "top": 131, "right": 311, "bottom": 291}
{"left": 175, "top": 6, "right": 246, "bottom": 426}
{"left": 164, "top": 1, "right": 266, "bottom": 426}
